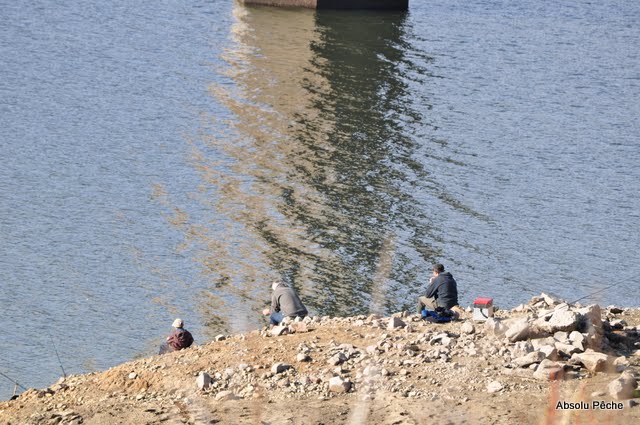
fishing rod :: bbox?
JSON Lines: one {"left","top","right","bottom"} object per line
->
{"left": 569, "top": 269, "right": 640, "bottom": 305}
{"left": 47, "top": 330, "right": 67, "bottom": 379}
{"left": 531, "top": 269, "right": 640, "bottom": 320}
{"left": 0, "top": 370, "right": 27, "bottom": 398}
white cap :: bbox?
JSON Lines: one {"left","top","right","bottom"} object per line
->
{"left": 172, "top": 318, "right": 184, "bottom": 328}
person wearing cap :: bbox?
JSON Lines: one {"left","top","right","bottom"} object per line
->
{"left": 159, "top": 318, "right": 194, "bottom": 355}
{"left": 262, "top": 281, "right": 308, "bottom": 325}
{"left": 417, "top": 263, "right": 460, "bottom": 314}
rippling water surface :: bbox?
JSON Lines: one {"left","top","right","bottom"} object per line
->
{"left": 1, "top": 0, "right": 639, "bottom": 398}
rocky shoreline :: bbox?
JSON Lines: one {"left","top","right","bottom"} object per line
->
{"left": 1, "top": 294, "right": 639, "bottom": 424}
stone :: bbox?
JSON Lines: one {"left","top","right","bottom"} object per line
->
{"left": 607, "top": 306, "right": 624, "bottom": 314}
{"left": 614, "top": 356, "right": 630, "bottom": 372}
{"left": 196, "top": 372, "right": 211, "bottom": 390}
{"left": 296, "top": 353, "right": 310, "bottom": 362}
{"left": 486, "top": 381, "right": 503, "bottom": 393}
{"left": 513, "top": 351, "right": 546, "bottom": 368}
{"left": 610, "top": 319, "right": 626, "bottom": 330}
{"left": 328, "top": 376, "right": 352, "bottom": 393}
{"left": 271, "top": 363, "right": 291, "bottom": 374}
{"left": 531, "top": 337, "right": 556, "bottom": 350}
{"left": 511, "top": 341, "right": 534, "bottom": 358}
{"left": 270, "top": 326, "right": 289, "bottom": 337}
{"left": 533, "top": 359, "right": 565, "bottom": 381}
{"left": 363, "top": 365, "right": 380, "bottom": 377}
{"left": 461, "top": 321, "right": 475, "bottom": 334}
{"left": 289, "top": 322, "right": 309, "bottom": 333}
{"left": 547, "top": 309, "right": 579, "bottom": 333}
{"left": 215, "top": 390, "right": 240, "bottom": 401}
{"left": 328, "top": 352, "right": 347, "bottom": 366}
{"left": 484, "top": 317, "right": 507, "bottom": 337}
{"left": 430, "top": 333, "right": 452, "bottom": 346}
{"left": 576, "top": 305, "right": 603, "bottom": 350}
{"left": 542, "top": 293, "right": 560, "bottom": 306}
{"left": 607, "top": 372, "right": 637, "bottom": 400}
{"left": 569, "top": 331, "right": 585, "bottom": 351}
{"left": 505, "top": 319, "right": 530, "bottom": 342}
{"left": 553, "top": 331, "right": 568, "bottom": 342}
{"left": 214, "top": 334, "right": 226, "bottom": 341}
{"left": 128, "top": 372, "right": 137, "bottom": 380}
{"left": 538, "top": 345, "right": 558, "bottom": 360}
{"left": 366, "top": 345, "right": 379, "bottom": 355}
{"left": 388, "top": 317, "right": 406, "bottom": 329}
{"left": 570, "top": 350, "right": 613, "bottom": 373}
{"left": 555, "top": 342, "right": 581, "bottom": 357}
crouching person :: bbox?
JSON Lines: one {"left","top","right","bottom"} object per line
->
{"left": 159, "top": 318, "right": 194, "bottom": 354}
{"left": 418, "top": 263, "right": 463, "bottom": 319}
{"left": 262, "top": 281, "right": 308, "bottom": 325}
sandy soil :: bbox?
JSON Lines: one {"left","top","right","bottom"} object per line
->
{"left": 1, "top": 302, "right": 639, "bottom": 425}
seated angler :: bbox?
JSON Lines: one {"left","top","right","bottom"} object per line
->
{"left": 159, "top": 318, "right": 194, "bottom": 355}
{"left": 417, "top": 263, "right": 462, "bottom": 317}
{"left": 262, "top": 281, "right": 308, "bottom": 325}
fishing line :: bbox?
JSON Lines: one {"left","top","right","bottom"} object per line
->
{"left": 569, "top": 269, "right": 640, "bottom": 305}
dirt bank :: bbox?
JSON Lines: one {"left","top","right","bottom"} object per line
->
{"left": 1, "top": 295, "right": 639, "bottom": 425}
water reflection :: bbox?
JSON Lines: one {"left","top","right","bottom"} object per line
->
{"left": 167, "top": 5, "right": 449, "bottom": 333}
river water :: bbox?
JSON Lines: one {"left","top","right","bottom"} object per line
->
{"left": 1, "top": 0, "right": 639, "bottom": 399}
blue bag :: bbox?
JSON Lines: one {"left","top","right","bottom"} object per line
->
{"left": 421, "top": 308, "right": 454, "bottom": 323}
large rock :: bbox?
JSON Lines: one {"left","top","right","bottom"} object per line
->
{"left": 514, "top": 351, "right": 546, "bottom": 368}
{"left": 608, "top": 372, "right": 638, "bottom": 400}
{"left": 549, "top": 309, "right": 579, "bottom": 331}
{"left": 537, "top": 309, "right": 579, "bottom": 333}
{"left": 576, "top": 305, "right": 603, "bottom": 350}
{"left": 328, "top": 376, "right": 352, "bottom": 393}
{"left": 533, "top": 359, "right": 565, "bottom": 381}
{"left": 505, "top": 319, "right": 530, "bottom": 342}
{"left": 569, "top": 331, "right": 585, "bottom": 351}
{"left": 570, "top": 350, "right": 613, "bottom": 373}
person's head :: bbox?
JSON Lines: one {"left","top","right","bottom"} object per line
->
{"left": 172, "top": 318, "right": 184, "bottom": 329}
{"left": 271, "top": 281, "right": 282, "bottom": 291}
{"left": 432, "top": 263, "right": 445, "bottom": 276}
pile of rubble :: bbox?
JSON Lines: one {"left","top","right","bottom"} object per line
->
{"left": 187, "top": 293, "right": 638, "bottom": 403}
